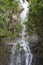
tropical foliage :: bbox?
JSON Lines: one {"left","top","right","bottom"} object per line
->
{"left": 0, "top": 0, "right": 22, "bottom": 38}
{"left": 26, "top": 0, "right": 43, "bottom": 43}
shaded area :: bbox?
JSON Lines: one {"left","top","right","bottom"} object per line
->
{"left": 0, "top": 43, "right": 13, "bottom": 65}
{"left": 28, "top": 34, "right": 43, "bottom": 65}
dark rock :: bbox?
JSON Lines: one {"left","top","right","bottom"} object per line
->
{"left": 28, "top": 34, "right": 43, "bottom": 65}
{"left": 20, "top": 48, "right": 26, "bottom": 65}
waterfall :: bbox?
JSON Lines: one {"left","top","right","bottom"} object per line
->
{"left": 9, "top": 0, "right": 33, "bottom": 65}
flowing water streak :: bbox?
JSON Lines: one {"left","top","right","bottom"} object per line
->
{"left": 19, "top": 1, "right": 33, "bottom": 65}
{"left": 9, "top": 0, "right": 33, "bottom": 65}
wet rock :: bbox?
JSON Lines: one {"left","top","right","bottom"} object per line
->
{"left": 29, "top": 34, "right": 41, "bottom": 52}
{"left": 20, "top": 48, "right": 26, "bottom": 65}
{"left": 32, "top": 54, "right": 43, "bottom": 65}
{"left": 20, "top": 48, "right": 25, "bottom": 55}
{"left": 29, "top": 34, "right": 39, "bottom": 43}
{"left": 28, "top": 34, "right": 43, "bottom": 65}
{"left": 23, "top": 0, "right": 25, "bottom": 2}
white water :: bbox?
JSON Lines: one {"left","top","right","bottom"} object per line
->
{"left": 9, "top": 0, "right": 33, "bottom": 65}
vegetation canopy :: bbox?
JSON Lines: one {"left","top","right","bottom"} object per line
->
{"left": 0, "top": 0, "right": 22, "bottom": 38}
{"left": 25, "top": 0, "right": 43, "bottom": 43}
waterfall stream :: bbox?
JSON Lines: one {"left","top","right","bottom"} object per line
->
{"left": 9, "top": 0, "right": 33, "bottom": 65}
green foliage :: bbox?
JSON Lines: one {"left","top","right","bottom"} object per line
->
{"left": 6, "top": 22, "right": 22, "bottom": 38}
{"left": 0, "top": 0, "right": 19, "bottom": 12}
{"left": 0, "top": 0, "right": 22, "bottom": 38}
{"left": 26, "top": 0, "right": 43, "bottom": 42}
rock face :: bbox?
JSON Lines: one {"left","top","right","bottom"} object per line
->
{"left": 29, "top": 34, "right": 43, "bottom": 65}
{"left": 12, "top": 14, "right": 18, "bottom": 21}
{"left": 20, "top": 48, "right": 26, "bottom": 65}
{"left": 29, "top": 34, "right": 39, "bottom": 51}
{"left": 7, "top": 12, "right": 19, "bottom": 30}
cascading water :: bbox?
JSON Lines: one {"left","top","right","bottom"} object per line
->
{"left": 9, "top": 0, "right": 33, "bottom": 65}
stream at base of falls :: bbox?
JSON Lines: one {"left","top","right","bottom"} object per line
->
{"left": 9, "top": 0, "right": 33, "bottom": 65}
